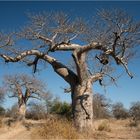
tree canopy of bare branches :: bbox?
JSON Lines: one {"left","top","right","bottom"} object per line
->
{"left": 3, "top": 74, "right": 49, "bottom": 120}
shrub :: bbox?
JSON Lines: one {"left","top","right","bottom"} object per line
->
{"left": 26, "top": 102, "right": 47, "bottom": 120}
{"left": 0, "top": 106, "right": 5, "bottom": 116}
{"left": 5, "top": 104, "right": 18, "bottom": 119}
{"left": 97, "top": 121, "right": 111, "bottom": 132}
{"left": 49, "top": 99, "right": 72, "bottom": 120}
{"left": 112, "top": 102, "right": 129, "bottom": 119}
{"left": 32, "top": 117, "right": 81, "bottom": 139}
{"left": 129, "top": 101, "right": 140, "bottom": 126}
{"left": 129, "top": 120, "right": 138, "bottom": 127}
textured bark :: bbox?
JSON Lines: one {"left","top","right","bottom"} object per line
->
{"left": 71, "top": 80, "right": 93, "bottom": 131}
{"left": 17, "top": 95, "right": 26, "bottom": 120}
{"left": 18, "top": 102, "right": 26, "bottom": 120}
{"left": 71, "top": 51, "right": 94, "bottom": 131}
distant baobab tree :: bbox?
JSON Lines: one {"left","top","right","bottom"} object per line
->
{"left": 3, "top": 74, "right": 48, "bottom": 120}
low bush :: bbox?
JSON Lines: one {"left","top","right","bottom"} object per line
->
{"left": 129, "top": 102, "right": 140, "bottom": 122}
{"left": 98, "top": 121, "right": 111, "bottom": 132}
{"left": 129, "top": 120, "right": 138, "bottom": 127}
{"left": 26, "top": 111, "right": 47, "bottom": 120}
{"left": 112, "top": 102, "right": 129, "bottom": 119}
{"left": 5, "top": 104, "right": 18, "bottom": 119}
{"left": 49, "top": 100, "right": 72, "bottom": 120}
{"left": 0, "top": 106, "right": 5, "bottom": 116}
{"left": 26, "top": 102, "right": 47, "bottom": 120}
{"left": 32, "top": 117, "right": 82, "bottom": 139}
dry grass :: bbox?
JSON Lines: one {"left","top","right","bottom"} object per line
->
{"left": 31, "top": 118, "right": 140, "bottom": 139}
{"left": 0, "top": 118, "right": 2, "bottom": 128}
{"left": 0, "top": 117, "right": 140, "bottom": 139}
{"left": 0, "top": 117, "right": 4, "bottom": 128}
{"left": 31, "top": 117, "right": 83, "bottom": 139}
{"left": 97, "top": 120, "right": 111, "bottom": 132}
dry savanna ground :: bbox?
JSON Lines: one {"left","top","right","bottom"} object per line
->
{"left": 0, "top": 117, "right": 140, "bottom": 140}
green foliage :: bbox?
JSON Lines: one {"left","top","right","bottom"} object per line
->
{"left": 49, "top": 98, "right": 72, "bottom": 120}
{"left": 112, "top": 102, "right": 129, "bottom": 119}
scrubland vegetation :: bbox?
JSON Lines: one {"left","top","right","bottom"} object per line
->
{"left": 0, "top": 93, "right": 140, "bottom": 139}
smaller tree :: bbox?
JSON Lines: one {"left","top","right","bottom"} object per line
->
{"left": 3, "top": 74, "right": 49, "bottom": 120}
{"left": 93, "top": 93, "right": 111, "bottom": 119}
{"left": 112, "top": 102, "right": 129, "bottom": 119}
{"left": 129, "top": 101, "right": 140, "bottom": 124}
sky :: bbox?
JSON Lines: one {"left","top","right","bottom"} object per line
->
{"left": 0, "top": 1, "right": 140, "bottom": 109}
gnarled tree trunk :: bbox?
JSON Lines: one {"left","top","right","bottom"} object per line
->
{"left": 18, "top": 96, "right": 26, "bottom": 121}
{"left": 18, "top": 103, "right": 26, "bottom": 120}
{"left": 71, "top": 80, "right": 93, "bottom": 131}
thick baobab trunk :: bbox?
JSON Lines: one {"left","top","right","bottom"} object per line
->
{"left": 18, "top": 103, "right": 26, "bottom": 120}
{"left": 18, "top": 97, "right": 26, "bottom": 120}
{"left": 71, "top": 81, "right": 93, "bottom": 131}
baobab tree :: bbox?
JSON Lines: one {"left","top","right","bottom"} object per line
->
{"left": 0, "top": 9, "right": 140, "bottom": 130}
{"left": 3, "top": 74, "right": 48, "bottom": 120}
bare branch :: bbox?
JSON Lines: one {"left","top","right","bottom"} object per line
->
{"left": 61, "top": 87, "right": 71, "bottom": 93}
{"left": 28, "top": 95, "right": 41, "bottom": 100}
{"left": 49, "top": 43, "right": 81, "bottom": 52}
{"left": 8, "top": 95, "right": 18, "bottom": 98}
{"left": 69, "top": 34, "right": 78, "bottom": 41}
{"left": 103, "top": 73, "right": 118, "bottom": 86}
{"left": 27, "top": 56, "right": 40, "bottom": 73}
{"left": 36, "top": 34, "right": 52, "bottom": 45}
{"left": 121, "top": 61, "right": 133, "bottom": 79}
{"left": 78, "top": 42, "right": 102, "bottom": 55}
{"left": 1, "top": 49, "right": 78, "bottom": 85}
{"left": 110, "top": 55, "right": 133, "bottom": 78}
{"left": 112, "top": 32, "right": 120, "bottom": 54}
{"left": 0, "top": 50, "right": 43, "bottom": 62}
{"left": 0, "top": 33, "right": 13, "bottom": 48}
{"left": 51, "top": 32, "right": 58, "bottom": 41}
{"left": 90, "top": 73, "right": 103, "bottom": 83}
